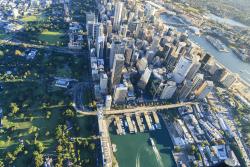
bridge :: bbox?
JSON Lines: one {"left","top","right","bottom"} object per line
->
{"left": 76, "top": 102, "right": 197, "bottom": 116}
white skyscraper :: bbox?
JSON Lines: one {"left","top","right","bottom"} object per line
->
{"left": 96, "top": 36, "right": 105, "bottom": 58}
{"left": 113, "top": 84, "right": 128, "bottom": 104}
{"left": 111, "top": 54, "right": 125, "bottom": 87}
{"left": 113, "top": 2, "right": 123, "bottom": 31}
{"left": 105, "top": 95, "right": 112, "bottom": 110}
{"left": 173, "top": 56, "right": 193, "bottom": 84}
{"left": 137, "top": 67, "right": 152, "bottom": 90}
{"left": 86, "top": 12, "right": 96, "bottom": 23}
{"left": 100, "top": 73, "right": 108, "bottom": 94}
{"left": 160, "top": 81, "right": 177, "bottom": 100}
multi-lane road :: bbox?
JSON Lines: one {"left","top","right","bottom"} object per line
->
{"left": 76, "top": 102, "right": 197, "bottom": 116}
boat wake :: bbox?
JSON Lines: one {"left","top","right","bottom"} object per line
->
{"left": 152, "top": 145, "right": 164, "bottom": 167}
{"left": 136, "top": 152, "right": 140, "bottom": 167}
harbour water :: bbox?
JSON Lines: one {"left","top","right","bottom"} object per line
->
{"left": 109, "top": 117, "right": 176, "bottom": 167}
{"left": 160, "top": 14, "right": 250, "bottom": 84}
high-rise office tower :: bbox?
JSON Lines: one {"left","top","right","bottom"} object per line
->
{"left": 109, "top": 40, "right": 125, "bottom": 68}
{"left": 105, "top": 95, "right": 112, "bottom": 110}
{"left": 194, "top": 80, "right": 214, "bottom": 99}
{"left": 136, "top": 57, "right": 148, "bottom": 73}
{"left": 113, "top": 84, "right": 128, "bottom": 104}
{"left": 96, "top": 36, "right": 105, "bottom": 58}
{"left": 119, "top": 25, "right": 128, "bottom": 38}
{"left": 151, "top": 36, "right": 160, "bottom": 52}
{"left": 201, "top": 53, "right": 211, "bottom": 68}
{"left": 175, "top": 42, "right": 186, "bottom": 55}
{"left": 160, "top": 81, "right": 177, "bottom": 100}
{"left": 86, "top": 12, "right": 96, "bottom": 23}
{"left": 94, "top": 23, "right": 104, "bottom": 40}
{"left": 124, "top": 48, "right": 133, "bottom": 65}
{"left": 192, "top": 73, "right": 204, "bottom": 91}
{"left": 100, "top": 73, "right": 108, "bottom": 94}
{"left": 173, "top": 56, "right": 193, "bottom": 84}
{"left": 113, "top": 2, "right": 123, "bottom": 31}
{"left": 213, "top": 68, "right": 227, "bottom": 82}
{"left": 87, "top": 21, "right": 95, "bottom": 38}
{"left": 178, "top": 80, "right": 193, "bottom": 100}
{"left": 111, "top": 54, "right": 125, "bottom": 87}
{"left": 186, "top": 61, "right": 201, "bottom": 80}
{"left": 137, "top": 67, "right": 152, "bottom": 90}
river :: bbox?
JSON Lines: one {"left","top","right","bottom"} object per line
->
{"left": 160, "top": 14, "right": 250, "bottom": 84}
{"left": 109, "top": 117, "right": 176, "bottom": 167}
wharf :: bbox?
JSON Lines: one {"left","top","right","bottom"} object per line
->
{"left": 114, "top": 116, "right": 123, "bottom": 135}
{"left": 135, "top": 113, "right": 145, "bottom": 132}
{"left": 126, "top": 114, "right": 134, "bottom": 133}
{"left": 144, "top": 112, "right": 153, "bottom": 130}
{"left": 152, "top": 112, "right": 160, "bottom": 124}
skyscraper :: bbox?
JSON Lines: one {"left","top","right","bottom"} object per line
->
{"left": 93, "top": 23, "right": 104, "bottom": 41}
{"left": 160, "top": 81, "right": 177, "bottom": 100}
{"left": 194, "top": 80, "right": 214, "bottom": 99}
{"left": 105, "top": 95, "right": 112, "bottom": 110}
{"left": 113, "top": 84, "right": 128, "bottom": 104}
{"left": 173, "top": 56, "right": 193, "bottom": 84}
{"left": 113, "top": 2, "right": 123, "bottom": 31}
{"left": 109, "top": 40, "right": 125, "bottom": 68}
{"left": 111, "top": 54, "right": 125, "bottom": 87}
{"left": 124, "top": 48, "right": 133, "bottom": 65}
{"left": 100, "top": 73, "right": 108, "bottom": 94}
{"left": 86, "top": 12, "right": 96, "bottom": 24}
{"left": 96, "top": 36, "right": 105, "bottom": 58}
{"left": 186, "top": 61, "right": 201, "bottom": 80}
{"left": 192, "top": 73, "right": 204, "bottom": 91}
{"left": 178, "top": 80, "right": 193, "bottom": 101}
{"left": 137, "top": 67, "right": 152, "bottom": 90}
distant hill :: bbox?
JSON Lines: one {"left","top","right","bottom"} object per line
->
{"left": 183, "top": 0, "right": 250, "bottom": 26}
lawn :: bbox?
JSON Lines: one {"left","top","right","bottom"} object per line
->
{"left": 0, "top": 108, "right": 63, "bottom": 164}
{"left": 38, "top": 31, "right": 64, "bottom": 45}
{"left": 21, "top": 15, "right": 41, "bottom": 22}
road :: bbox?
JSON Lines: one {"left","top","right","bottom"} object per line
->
{"left": 76, "top": 102, "right": 197, "bottom": 116}
{"left": 104, "top": 102, "right": 197, "bottom": 115}
{"left": 0, "top": 39, "right": 87, "bottom": 55}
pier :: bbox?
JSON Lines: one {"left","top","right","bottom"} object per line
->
{"left": 126, "top": 114, "right": 135, "bottom": 133}
{"left": 152, "top": 112, "right": 160, "bottom": 124}
{"left": 144, "top": 112, "right": 153, "bottom": 131}
{"left": 114, "top": 116, "right": 123, "bottom": 135}
{"left": 135, "top": 113, "right": 145, "bottom": 132}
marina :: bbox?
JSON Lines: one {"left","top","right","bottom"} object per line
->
{"left": 110, "top": 114, "right": 176, "bottom": 167}
{"left": 112, "top": 112, "right": 163, "bottom": 135}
